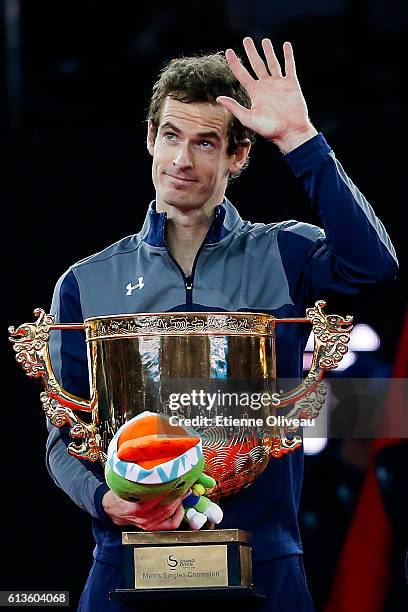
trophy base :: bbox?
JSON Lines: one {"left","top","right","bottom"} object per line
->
{"left": 109, "top": 586, "right": 266, "bottom": 602}
{"left": 119, "top": 528, "right": 254, "bottom": 596}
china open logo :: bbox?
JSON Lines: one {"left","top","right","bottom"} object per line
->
{"left": 167, "top": 554, "right": 196, "bottom": 570}
{"left": 167, "top": 555, "right": 178, "bottom": 570}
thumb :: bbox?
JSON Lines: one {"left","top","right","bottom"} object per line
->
{"left": 216, "top": 96, "right": 251, "bottom": 126}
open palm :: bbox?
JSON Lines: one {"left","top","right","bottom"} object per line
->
{"left": 217, "top": 38, "right": 311, "bottom": 142}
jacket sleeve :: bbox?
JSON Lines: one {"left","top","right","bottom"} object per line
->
{"left": 46, "top": 268, "right": 111, "bottom": 522}
{"left": 278, "top": 133, "right": 398, "bottom": 301}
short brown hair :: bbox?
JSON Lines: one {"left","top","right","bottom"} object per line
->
{"left": 148, "top": 52, "right": 255, "bottom": 161}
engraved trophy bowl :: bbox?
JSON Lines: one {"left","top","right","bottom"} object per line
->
{"left": 9, "top": 301, "right": 353, "bottom": 500}
{"left": 9, "top": 301, "right": 352, "bottom": 598}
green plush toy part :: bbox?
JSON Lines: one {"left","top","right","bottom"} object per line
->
{"left": 105, "top": 411, "right": 223, "bottom": 530}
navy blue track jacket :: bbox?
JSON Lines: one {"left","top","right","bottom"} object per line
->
{"left": 46, "top": 133, "right": 397, "bottom": 566}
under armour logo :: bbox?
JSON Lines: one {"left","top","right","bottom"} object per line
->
{"left": 125, "top": 276, "right": 144, "bottom": 295}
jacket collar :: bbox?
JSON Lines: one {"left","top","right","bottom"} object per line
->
{"left": 140, "top": 198, "right": 242, "bottom": 247}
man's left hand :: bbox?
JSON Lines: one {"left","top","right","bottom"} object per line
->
{"left": 217, "top": 37, "right": 318, "bottom": 153}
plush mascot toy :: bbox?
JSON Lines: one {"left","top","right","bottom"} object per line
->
{"left": 105, "top": 411, "right": 223, "bottom": 530}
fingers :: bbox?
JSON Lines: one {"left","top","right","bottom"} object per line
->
{"left": 227, "top": 38, "right": 295, "bottom": 81}
{"left": 283, "top": 41, "right": 297, "bottom": 79}
{"left": 216, "top": 96, "right": 251, "bottom": 126}
{"left": 261, "top": 39, "right": 282, "bottom": 77}
{"left": 243, "top": 37, "right": 269, "bottom": 79}
{"left": 125, "top": 495, "right": 186, "bottom": 530}
{"left": 148, "top": 497, "right": 185, "bottom": 523}
{"left": 133, "top": 502, "right": 185, "bottom": 531}
{"left": 134, "top": 492, "right": 172, "bottom": 515}
{"left": 147, "top": 504, "right": 185, "bottom": 531}
{"left": 225, "top": 48, "right": 254, "bottom": 90}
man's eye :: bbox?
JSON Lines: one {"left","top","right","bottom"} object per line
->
{"left": 199, "top": 141, "right": 213, "bottom": 149}
{"left": 164, "top": 132, "right": 177, "bottom": 141}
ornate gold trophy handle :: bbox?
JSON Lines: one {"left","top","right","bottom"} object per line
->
{"left": 274, "top": 300, "right": 353, "bottom": 407}
{"left": 270, "top": 300, "right": 353, "bottom": 457}
{"left": 8, "top": 308, "right": 101, "bottom": 462}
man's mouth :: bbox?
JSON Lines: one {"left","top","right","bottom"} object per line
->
{"left": 164, "top": 172, "right": 197, "bottom": 183}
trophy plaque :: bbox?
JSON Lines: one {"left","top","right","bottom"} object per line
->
{"left": 108, "top": 529, "right": 258, "bottom": 602}
{"left": 9, "top": 300, "right": 353, "bottom": 600}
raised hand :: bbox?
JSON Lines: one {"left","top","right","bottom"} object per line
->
{"left": 217, "top": 37, "right": 317, "bottom": 152}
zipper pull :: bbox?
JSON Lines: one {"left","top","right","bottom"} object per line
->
{"left": 185, "top": 276, "right": 193, "bottom": 290}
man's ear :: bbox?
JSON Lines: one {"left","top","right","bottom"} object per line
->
{"left": 147, "top": 120, "right": 156, "bottom": 157}
{"left": 228, "top": 139, "right": 251, "bottom": 175}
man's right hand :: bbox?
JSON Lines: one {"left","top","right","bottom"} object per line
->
{"left": 101, "top": 490, "right": 186, "bottom": 531}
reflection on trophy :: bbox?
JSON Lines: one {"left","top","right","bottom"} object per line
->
{"left": 9, "top": 300, "right": 352, "bottom": 601}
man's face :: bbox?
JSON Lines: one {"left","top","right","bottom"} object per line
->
{"left": 147, "top": 98, "right": 249, "bottom": 212}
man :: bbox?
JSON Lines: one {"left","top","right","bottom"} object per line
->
{"left": 47, "top": 38, "right": 397, "bottom": 611}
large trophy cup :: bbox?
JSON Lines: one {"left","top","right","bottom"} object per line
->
{"left": 9, "top": 300, "right": 352, "bottom": 602}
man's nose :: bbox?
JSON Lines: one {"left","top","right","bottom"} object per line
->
{"left": 173, "top": 144, "right": 193, "bottom": 168}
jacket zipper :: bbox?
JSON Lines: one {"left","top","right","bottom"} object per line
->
{"left": 162, "top": 209, "right": 219, "bottom": 311}
{"left": 164, "top": 240, "right": 205, "bottom": 310}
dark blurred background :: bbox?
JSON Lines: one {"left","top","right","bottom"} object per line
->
{"left": 2, "top": 1, "right": 407, "bottom": 610}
